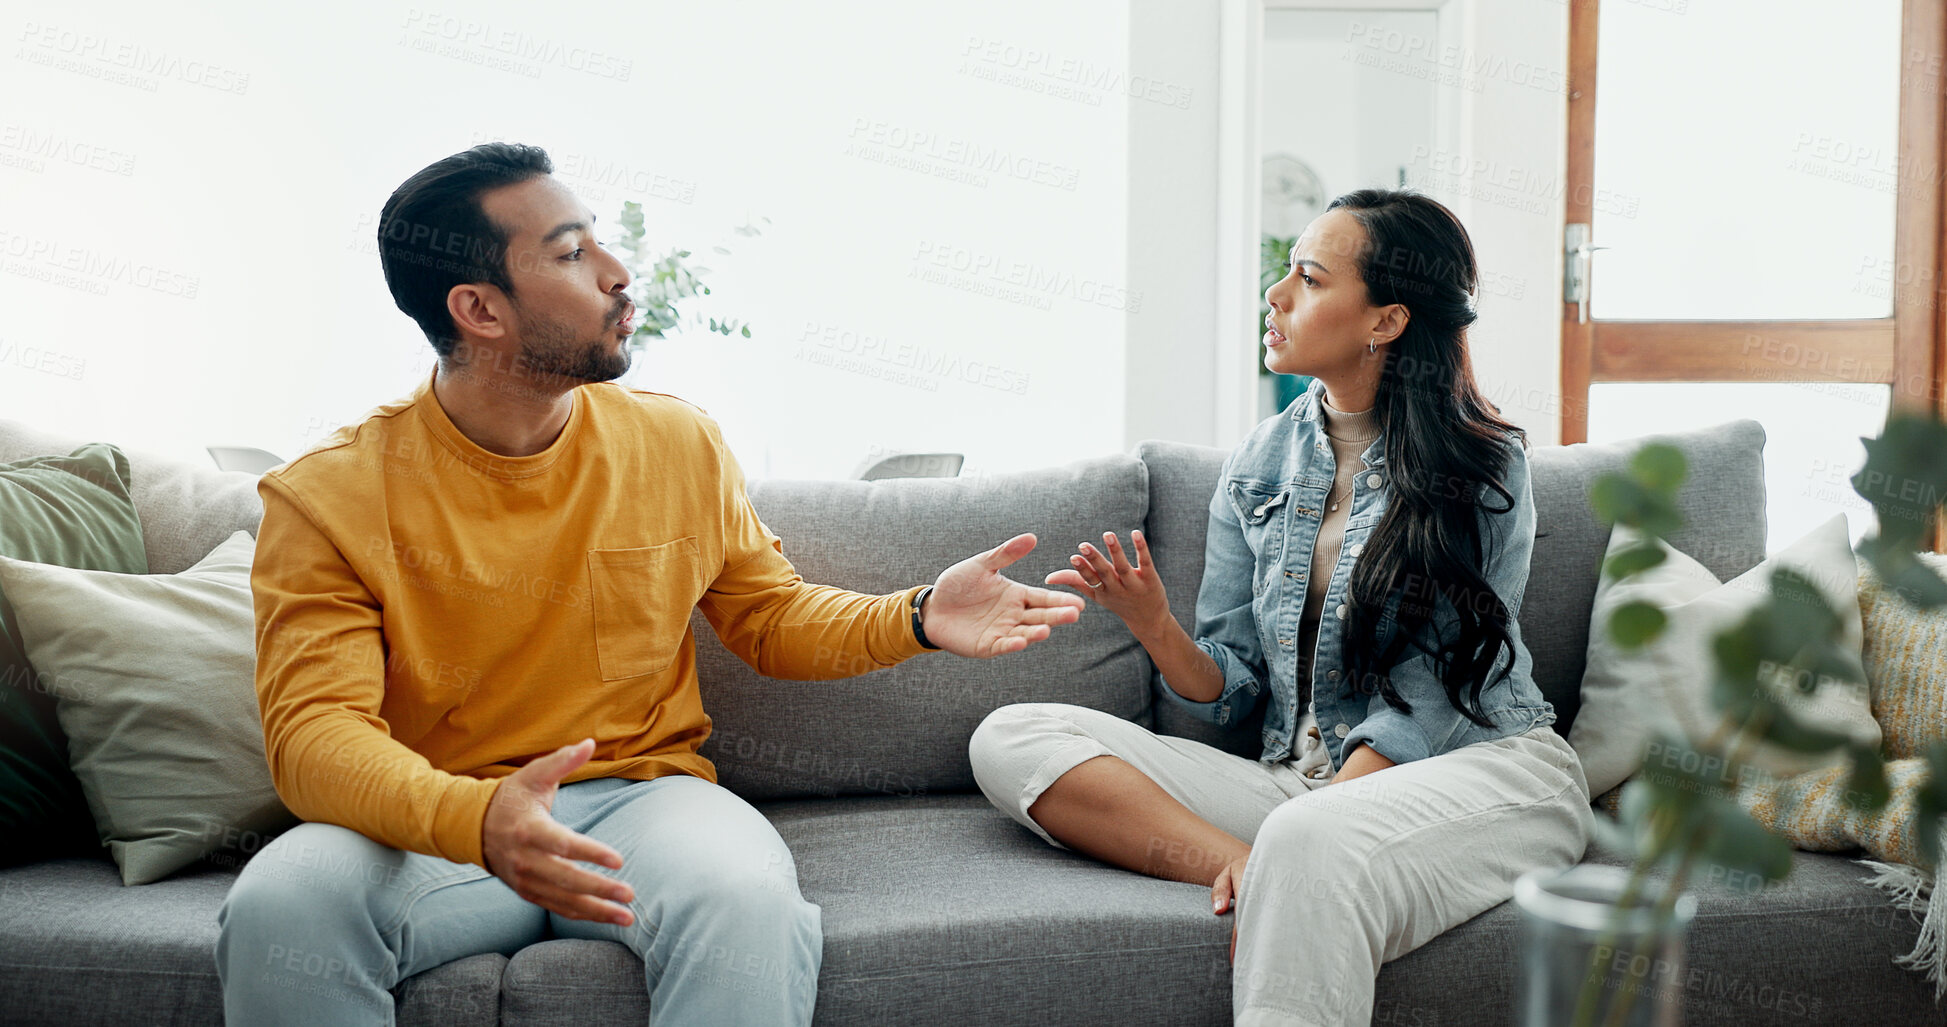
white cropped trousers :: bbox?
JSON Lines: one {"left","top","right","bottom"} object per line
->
{"left": 968, "top": 702, "right": 1593, "bottom": 1027}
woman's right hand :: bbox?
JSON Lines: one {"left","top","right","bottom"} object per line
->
{"left": 1044, "top": 530, "right": 1171, "bottom": 636}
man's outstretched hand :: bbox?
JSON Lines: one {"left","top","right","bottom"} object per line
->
{"left": 481, "top": 738, "right": 636, "bottom": 926}
{"left": 923, "top": 533, "right": 1086, "bottom": 658}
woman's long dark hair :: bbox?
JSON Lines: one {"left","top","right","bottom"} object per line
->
{"left": 1328, "top": 189, "right": 1528, "bottom": 728}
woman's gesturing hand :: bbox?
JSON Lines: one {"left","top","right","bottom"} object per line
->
{"left": 1043, "top": 530, "right": 1170, "bottom": 634}
{"left": 1212, "top": 848, "right": 1250, "bottom": 962}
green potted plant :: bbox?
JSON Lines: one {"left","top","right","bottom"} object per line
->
{"left": 1260, "top": 234, "right": 1309, "bottom": 414}
{"left": 1518, "top": 409, "right": 1947, "bottom": 1026}
{"left": 610, "top": 201, "right": 767, "bottom": 351}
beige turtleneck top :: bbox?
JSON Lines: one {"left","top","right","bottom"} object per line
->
{"left": 1290, "top": 391, "right": 1380, "bottom": 779}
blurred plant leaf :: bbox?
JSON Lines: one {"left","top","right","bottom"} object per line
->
{"left": 1590, "top": 473, "right": 1683, "bottom": 538}
{"left": 1629, "top": 443, "right": 1687, "bottom": 493}
{"left": 1857, "top": 539, "right": 1947, "bottom": 610}
{"left": 1698, "top": 805, "right": 1794, "bottom": 883}
{"left": 1844, "top": 744, "right": 1891, "bottom": 814}
{"left": 1919, "top": 743, "right": 1947, "bottom": 868}
{"left": 1604, "top": 541, "right": 1668, "bottom": 581}
{"left": 1607, "top": 601, "right": 1667, "bottom": 648}
{"left": 1852, "top": 412, "right": 1947, "bottom": 556}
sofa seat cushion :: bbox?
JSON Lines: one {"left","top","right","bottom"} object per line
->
{"left": 1380, "top": 836, "right": 1940, "bottom": 1025}
{"left": 502, "top": 794, "right": 1231, "bottom": 1027}
{"left": 505, "top": 795, "right": 1940, "bottom": 1027}
{"left": 0, "top": 856, "right": 505, "bottom": 1026}
{"left": 2, "top": 798, "right": 1940, "bottom": 1025}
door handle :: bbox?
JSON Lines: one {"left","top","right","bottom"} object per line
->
{"left": 1564, "top": 222, "right": 1612, "bottom": 324}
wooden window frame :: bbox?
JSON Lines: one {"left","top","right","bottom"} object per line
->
{"left": 1560, "top": 0, "right": 1947, "bottom": 550}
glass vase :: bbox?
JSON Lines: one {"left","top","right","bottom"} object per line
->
{"left": 1514, "top": 864, "right": 1698, "bottom": 1027}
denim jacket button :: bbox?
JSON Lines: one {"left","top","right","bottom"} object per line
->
{"left": 1327, "top": 669, "right": 1340, "bottom": 681}
{"left": 1335, "top": 603, "right": 1348, "bottom": 620}
{"left": 1365, "top": 473, "right": 1381, "bottom": 488}
{"left": 1333, "top": 723, "right": 1350, "bottom": 738}
{"left": 1349, "top": 542, "right": 1364, "bottom": 557}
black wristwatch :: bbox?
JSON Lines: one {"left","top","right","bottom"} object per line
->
{"left": 911, "top": 585, "right": 941, "bottom": 651}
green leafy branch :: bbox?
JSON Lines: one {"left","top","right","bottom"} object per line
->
{"left": 1258, "top": 235, "right": 1295, "bottom": 378}
{"left": 1575, "top": 408, "right": 1947, "bottom": 1026}
{"left": 611, "top": 201, "right": 767, "bottom": 347}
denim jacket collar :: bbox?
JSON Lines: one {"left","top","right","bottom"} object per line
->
{"left": 1164, "top": 374, "right": 1555, "bottom": 770}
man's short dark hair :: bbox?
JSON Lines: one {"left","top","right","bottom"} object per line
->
{"left": 378, "top": 142, "right": 554, "bottom": 358}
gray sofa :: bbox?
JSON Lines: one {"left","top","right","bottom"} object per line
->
{"left": 0, "top": 414, "right": 1936, "bottom": 1025}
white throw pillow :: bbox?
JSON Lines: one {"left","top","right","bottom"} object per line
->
{"left": 0, "top": 529, "right": 295, "bottom": 884}
{"left": 1569, "top": 514, "right": 1878, "bottom": 797}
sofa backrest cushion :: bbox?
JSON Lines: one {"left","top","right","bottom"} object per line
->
{"left": 695, "top": 453, "right": 1153, "bottom": 801}
{"left": 1131, "top": 440, "right": 1265, "bottom": 757}
{"left": 0, "top": 443, "right": 150, "bottom": 864}
{"left": 1137, "top": 419, "right": 1768, "bottom": 741}
{"left": 0, "top": 420, "right": 263, "bottom": 576}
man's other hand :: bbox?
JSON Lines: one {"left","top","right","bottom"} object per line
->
{"left": 481, "top": 738, "right": 636, "bottom": 926}
{"left": 924, "top": 533, "right": 1086, "bottom": 658}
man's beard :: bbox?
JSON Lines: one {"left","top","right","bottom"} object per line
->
{"left": 514, "top": 314, "right": 630, "bottom": 385}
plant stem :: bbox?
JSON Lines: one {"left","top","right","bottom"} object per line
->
{"left": 1599, "top": 842, "right": 1698, "bottom": 1027}
{"left": 1570, "top": 810, "right": 1666, "bottom": 1027}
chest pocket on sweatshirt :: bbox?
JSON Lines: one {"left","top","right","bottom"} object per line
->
{"left": 588, "top": 538, "right": 702, "bottom": 681}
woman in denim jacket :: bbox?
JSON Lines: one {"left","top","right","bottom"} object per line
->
{"left": 970, "top": 189, "right": 1593, "bottom": 1027}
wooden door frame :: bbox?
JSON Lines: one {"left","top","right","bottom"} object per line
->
{"left": 1560, "top": 0, "right": 1947, "bottom": 550}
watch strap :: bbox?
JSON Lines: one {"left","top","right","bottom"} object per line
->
{"left": 911, "top": 584, "right": 941, "bottom": 651}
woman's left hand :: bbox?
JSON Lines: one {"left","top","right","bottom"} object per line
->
{"left": 1211, "top": 848, "right": 1250, "bottom": 961}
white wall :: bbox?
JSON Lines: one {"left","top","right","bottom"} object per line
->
{"left": 1122, "top": 0, "right": 1219, "bottom": 451}
{"left": 1259, "top": 10, "right": 1438, "bottom": 206}
{"left": 1437, "top": 0, "right": 1571, "bottom": 446}
{"left": 2, "top": 0, "right": 1571, "bottom": 475}
{"left": 1125, "top": 0, "right": 1572, "bottom": 451}
{"left": 1, "top": 0, "right": 1131, "bottom": 479}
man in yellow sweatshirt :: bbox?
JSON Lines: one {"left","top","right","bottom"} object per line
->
{"left": 214, "top": 142, "right": 1085, "bottom": 1026}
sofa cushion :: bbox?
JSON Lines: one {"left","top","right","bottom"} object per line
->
{"left": 1525, "top": 420, "right": 1769, "bottom": 731}
{"left": 497, "top": 795, "right": 1938, "bottom": 1026}
{"left": 0, "top": 530, "right": 297, "bottom": 885}
{"left": 1378, "top": 835, "right": 1939, "bottom": 1024}
{"left": 0, "top": 419, "right": 264, "bottom": 576}
{"left": 1571, "top": 514, "right": 1875, "bottom": 797}
{"left": 1859, "top": 550, "right": 1947, "bottom": 761}
{"left": 2, "top": 800, "right": 1930, "bottom": 1026}
{"left": 1133, "top": 440, "right": 1264, "bottom": 758}
{"left": 1135, "top": 420, "right": 1769, "bottom": 740}
{"left": 0, "top": 443, "right": 149, "bottom": 866}
{"left": 693, "top": 453, "right": 1153, "bottom": 801}
{"left": 0, "top": 856, "right": 504, "bottom": 1025}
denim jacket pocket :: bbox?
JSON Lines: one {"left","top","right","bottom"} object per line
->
{"left": 1227, "top": 481, "right": 1290, "bottom": 529}
{"left": 1227, "top": 482, "right": 1290, "bottom": 600}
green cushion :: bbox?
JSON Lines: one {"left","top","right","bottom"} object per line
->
{"left": 0, "top": 443, "right": 147, "bottom": 865}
